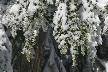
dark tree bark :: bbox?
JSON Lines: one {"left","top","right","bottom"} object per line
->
{"left": 11, "top": 28, "right": 45, "bottom": 72}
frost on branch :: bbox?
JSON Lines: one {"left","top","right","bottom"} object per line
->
{"left": 7, "top": 0, "right": 48, "bottom": 62}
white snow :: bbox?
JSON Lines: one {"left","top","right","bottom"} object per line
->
{"left": 28, "top": 3, "right": 39, "bottom": 13}
{"left": 103, "top": 16, "right": 108, "bottom": 33}
{"left": 10, "top": 4, "right": 21, "bottom": 14}
{"left": 0, "top": 24, "right": 13, "bottom": 72}
{"left": 97, "top": 58, "right": 108, "bottom": 72}
{"left": 43, "top": 26, "right": 66, "bottom": 72}
{"left": 1, "top": 0, "right": 108, "bottom": 71}
{"left": 97, "top": 0, "right": 108, "bottom": 10}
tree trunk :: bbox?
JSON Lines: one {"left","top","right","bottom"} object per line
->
{"left": 11, "top": 27, "right": 45, "bottom": 72}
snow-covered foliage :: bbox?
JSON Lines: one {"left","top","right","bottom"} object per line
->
{"left": 53, "top": 0, "right": 108, "bottom": 67}
{"left": 7, "top": 0, "right": 49, "bottom": 61}
{"left": 3, "top": 0, "right": 108, "bottom": 71}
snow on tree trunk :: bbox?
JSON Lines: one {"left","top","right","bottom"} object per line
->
{"left": 0, "top": 0, "right": 15, "bottom": 72}
{"left": 43, "top": 26, "right": 66, "bottom": 72}
{"left": 0, "top": 24, "right": 13, "bottom": 72}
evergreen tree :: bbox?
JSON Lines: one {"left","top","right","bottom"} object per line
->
{"left": 1, "top": 0, "right": 108, "bottom": 72}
